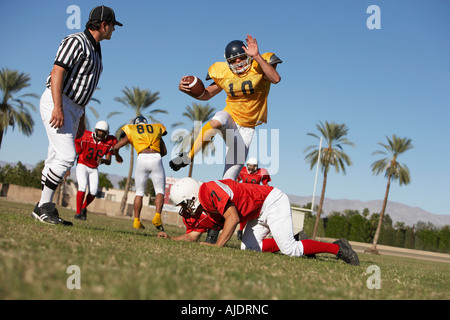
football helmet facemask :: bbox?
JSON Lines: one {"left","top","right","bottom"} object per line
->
{"left": 133, "top": 115, "right": 148, "bottom": 125}
{"left": 225, "top": 40, "right": 252, "bottom": 75}
{"left": 94, "top": 120, "right": 109, "bottom": 141}
{"left": 170, "top": 177, "right": 202, "bottom": 218}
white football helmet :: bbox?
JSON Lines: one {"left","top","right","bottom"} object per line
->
{"left": 170, "top": 177, "right": 202, "bottom": 218}
{"left": 247, "top": 157, "right": 258, "bottom": 166}
{"left": 94, "top": 120, "right": 109, "bottom": 140}
{"left": 247, "top": 157, "right": 258, "bottom": 174}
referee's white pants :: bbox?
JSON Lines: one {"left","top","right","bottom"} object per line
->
{"left": 40, "top": 88, "right": 84, "bottom": 181}
{"left": 212, "top": 111, "right": 255, "bottom": 180}
{"left": 76, "top": 163, "right": 99, "bottom": 195}
{"left": 134, "top": 153, "right": 166, "bottom": 197}
{"left": 240, "top": 188, "right": 304, "bottom": 257}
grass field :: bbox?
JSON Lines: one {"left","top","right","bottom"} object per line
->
{"left": 1, "top": 198, "right": 449, "bottom": 301}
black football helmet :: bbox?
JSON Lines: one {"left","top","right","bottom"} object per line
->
{"left": 224, "top": 40, "right": 252, "bottom": 74}
{"left": 132, "top": 115, "right": 148, "bottom": 125}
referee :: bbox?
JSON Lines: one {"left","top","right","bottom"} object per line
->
{"left": 32, "top": 6, "right": 122, "bottom": 226}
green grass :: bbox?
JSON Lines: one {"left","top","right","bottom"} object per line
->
{"left": 0, "top": 198, "right": 449, "bottom": 300}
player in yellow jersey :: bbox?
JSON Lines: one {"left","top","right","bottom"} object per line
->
{"left": 113, "top": 115, "right": 167, "bottom": 230}
{"left": 170, "top": 34, "right": 282, "bottom": 181}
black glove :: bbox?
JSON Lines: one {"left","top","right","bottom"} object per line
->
{"left": 169, "top": 152, "right": 191, "bottom": 171}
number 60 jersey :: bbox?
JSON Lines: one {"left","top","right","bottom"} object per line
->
{"left": 206, "top": 52, "right": 282, "bottom": 128}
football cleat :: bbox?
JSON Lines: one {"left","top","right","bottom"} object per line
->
{"left": 152, "top": 213, "right": 164, "bottom": 231}
{"left": 133, "top": 219, "right": 145, "bottom": 230}
{"left": 169, "top": 152, "right": 190, "bottom": 171}
{"left": 333, "top": 239, "right": 360, "bottom": 266}
{"left": 31, "top": 202, "right": 73, "bottom": 226}
{"left": 74, "top": 208, "right": 87, "bottom": 221}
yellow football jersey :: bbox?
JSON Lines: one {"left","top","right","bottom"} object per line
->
{"left": 207, "top": 52, "right": 281, "bottom": 127}
{"left": 121, "top": 123, "right": 167, "bottom": 154}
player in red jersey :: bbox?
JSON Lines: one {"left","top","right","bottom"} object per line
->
{"left": 158, "top": 178, "right": 360, "bottom": 265}
{"left": 236, "top": 157, "right": 271, "bottom": 239}
{"left": 237, "top": 157, "right": 271, "bottom": 186}
{"left": 74, "top": 120, "right": 120, "bottom": 220}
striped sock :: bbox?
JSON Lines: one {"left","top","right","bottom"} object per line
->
{"left": 38, "top": 169, "right": 64, "bottom": 206}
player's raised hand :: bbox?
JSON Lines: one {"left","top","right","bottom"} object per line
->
{"left": 244, "top": 34, "right": 259, "bottom": 58}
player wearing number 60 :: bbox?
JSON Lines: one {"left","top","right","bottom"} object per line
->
{"left": 112, "top": 115, "right": 168, "bottom": 231}
{"left": 171, "top": 34, "right": 282, "bottom": 180}
{"left": 74, "top": 120, "right": 119, "bottom": 221}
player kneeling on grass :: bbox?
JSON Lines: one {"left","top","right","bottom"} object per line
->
{"left": 158, "top": 178, "right": 360, "bottom": 266}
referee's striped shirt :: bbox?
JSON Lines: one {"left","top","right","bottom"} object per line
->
{"left": 46, "top": 29, "right": 102, "bottom": 107}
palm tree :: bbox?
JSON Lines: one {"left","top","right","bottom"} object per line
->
{"left": 108, "top": 86, "right": 167, "bottom": 215}
{"left": 0, "top": 68, "right": 38, "bottom": 150}
{"left": 366, "top": 134, "right": 413, "bottom": 254}
{"left": 304, "top": 121, "right": 355, "bottom": 239}
{"left": 171, "top": 102, "right": 216, "bottom": 177}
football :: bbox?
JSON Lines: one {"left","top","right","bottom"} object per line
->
{"left": 185, "top": 75, "right": 205, "bottom": 98}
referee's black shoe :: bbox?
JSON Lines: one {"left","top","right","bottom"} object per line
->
{"left": 169, "top": 152, "right": 190, "bottom": 171}
{"left": 31, "top": 202, "right": 73, "bottom": 226}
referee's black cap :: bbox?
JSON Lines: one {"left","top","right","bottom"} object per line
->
{"left": 89, "top": 5, "right": 123, "bottom": 27}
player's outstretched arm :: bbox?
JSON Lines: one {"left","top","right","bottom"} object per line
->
{"left": 244, "top": 34, "right": 281, "bottom": 84}
{"left": 112, "top": 135, "right": 129, "bottom": 163}
{"left": 214, "top": 204, "right": 240, "bottom": 248}
{"left": 158, "top": 231, "right": 202, "bottom": 242}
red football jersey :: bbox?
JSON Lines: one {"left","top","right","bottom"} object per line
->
{"left": 237, "top": 167, "right": 271, "bottom": 185}
{"left": 75, "top": 131, "right": 118, "bottom": 168}
{"left": 184, "top": 179, "right": 273, "bottom": 233}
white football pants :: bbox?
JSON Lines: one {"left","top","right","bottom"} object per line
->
{"left": 212, "top": 111, "right": 255, "bottom": 180}
{"left": 134, "top": 153, "right": 166, "bottom": 197}
{"left": 39, "top": 88, "right": 84, "bottom": 204}
{"left": 76, "top": 163, "right": 99, "bottom": 195}
{"left": 240, "top": 188, "right": 304, "bottom": 257}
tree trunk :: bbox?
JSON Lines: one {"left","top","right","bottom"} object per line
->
{"left": 366, "top": 176, "right": 391, "bottom": 254}
{"left": 120, "top": 148, "right": 134, "bottom": 216}
{"left": 0, "top": 129, "right": 3, "bottom": 150}
{"left": 312, "top": 169, "right": 327, "bottom": 240}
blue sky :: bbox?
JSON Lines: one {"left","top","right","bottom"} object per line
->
{"left": 1, "top": 0, "right": 449, "bottom": 216}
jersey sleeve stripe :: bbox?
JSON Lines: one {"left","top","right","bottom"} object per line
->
{"left": 213, "top": 181, "right": 234, "bottom": 199}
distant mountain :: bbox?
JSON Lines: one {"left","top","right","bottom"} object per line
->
{"left": 287, "top": 195, "right": 450, "bottom": 228}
